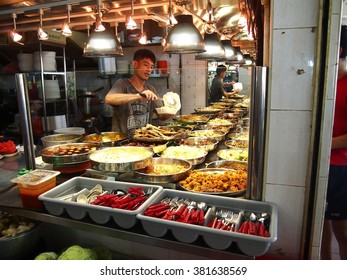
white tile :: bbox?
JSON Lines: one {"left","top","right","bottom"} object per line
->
{"left": 182, "top": 54, "right": 197, "bottom": 65}
{"left": 266, "top": 110, "right": 312, "bottom": 186}
{"left": 319, "top": 99, "right": 334, "bottom": 178}
{"left": 265, "top": 184, "right": 305, "bottom": 257}
{"left": 182, "top": 67, "right": 197, "bottom": 86}
{"left": 312, "top": 177, "right": 328, "bottom": 248}
{"left": 272, "top": 0, "right": 318, "bottom": 29}
{"left": 270, "top": 28, "right": 315, "bottom": 110}
{"left": 326, "top": 14, "right": 340, "bottom": 100}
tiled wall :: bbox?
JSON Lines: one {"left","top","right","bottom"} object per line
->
{"left": 264, "top": 0, "right": 342, "bottom": 259}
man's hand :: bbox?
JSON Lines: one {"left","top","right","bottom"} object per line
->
{"left": 140, "top": 90, "right": 158, "bottom": 101}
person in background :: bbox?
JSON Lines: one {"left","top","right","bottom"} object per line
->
{"left": 209, "top": 64, "right": 234, "bottom": 103}
{"left": 321, "top": 25, "right": 347, "bottom": 260}
{"left": 105, "top": 49, "right": 163, "bottom": 135}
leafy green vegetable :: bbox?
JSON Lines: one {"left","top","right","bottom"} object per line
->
{"left": 34, "top": 252, "right": 58, "bottom": 260}
{"left": 58, "top": 245, "right": 97, "bottom": 260}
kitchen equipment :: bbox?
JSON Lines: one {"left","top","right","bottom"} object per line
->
{"left": 11, "top": 169, "right": 60, "bottom": 209}
{"left": 39, "top": 177, "right": 163, "bottom": 228}
{"left": 0, "top": 221, "right": 41, "bottom": 260}
{"left": 137, "top": 189, "right": 278, "bottom": 255}
{"left": 89, "top": 146, "right": 154, "bottom": 172}
{"left": 41, "top": 133, "right": 82, "bottom": 148}
{"left": 77, "top": 87, "right": 103, "bottom": 118}
{"left": 82, "top": 131, "right": 127, "bottom": 147}
{"left": 40, "top": 143, "right": 100, "bottom": 165}
{"left": 33, "top": 51, "right": 56, "bottom": 71}
{"left": 54, "top": 127, "right": 85, "bottom": 135}
{"left": 135, "top": 157, "right": 192, "bottom": 183}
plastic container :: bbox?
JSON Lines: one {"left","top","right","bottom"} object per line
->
{"left": 39, "top": 177, "right": 163, "bottom": 228}
{"left": 11, "top": 170, "right": 60, "bottom": 209}
{"left": 137, "top": 189, "right": 278, "bottom": 256}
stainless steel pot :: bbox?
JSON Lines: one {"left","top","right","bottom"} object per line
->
{"left": 77, "top": 87, "right": 104, "bottom": 117}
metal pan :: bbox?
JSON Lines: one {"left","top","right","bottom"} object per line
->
{"left": 178, "top": 168, "right": 247, "bottom": 197}
{"left": 41, "top": 143, "right": 100, "bottom": 165}
{"left": 89, "top": 146, "right": 154, "bottom": 172}
{"left": 135, "top": 157, "right": 192, "bottom": 183}
{"left": 82, "top": 132, "right": 128, "bottom": 146}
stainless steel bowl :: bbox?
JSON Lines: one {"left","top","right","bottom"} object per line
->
{"left": 82, "top": 132, "right": 128, "bottom": 147}
{"left": 89, "top": 146, "right": 154, "bottom": 172}
{"left": 41, "top": 133, "right": 82, "bottom": 148}
{"left": 0, "top": 223, "right": 41, "bottom": 260}
{"left": 41, "top": 143, "right": 100, "bottom": 165}
{"left": 135, "top": 157, "right": 192, "bottom": 183}
{"left": 160, "top": 146, "right": 207, "bottom": 166}
{"left": 206, "top": 160, "right": 248, "bottom": 171}
{"left": 225, "top": 139, "right": 249, "bottom": 149}
{"left": 120, "top": 139, "right": 168, "bottom": 154}
{"left": 188, "top": 129, "right": 226, "bottom": 141}
{"left": 177, "top": 137, "right": 218, "bottom": 152}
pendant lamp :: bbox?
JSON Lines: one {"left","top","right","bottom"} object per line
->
{"left": 220, "top": 39, "right": 236, "bottom": 61}
{"left": 163, "top": 14, "right": 205, "bottom": 54}
{"left": 83, "top": 0, "right": 123, "bottom": 57}
{"left": 83, "top": 28, "right": 123, "bottom": 57}
{"left": 195, "top": 32, "right": 225, "bottom": 61}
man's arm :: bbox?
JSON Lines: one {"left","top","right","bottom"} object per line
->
{"left": 332, "top": 134, "right": 347, "bottom": 149}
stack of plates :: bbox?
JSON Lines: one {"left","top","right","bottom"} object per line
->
{"left": 17, "top": 53, "right": 33, "bottom": 72}
{"left": 33, "top": 51, "right": 57, "bottom": 71}
{"left": 116, "top": 60, "right": 129, "bottom": 74}
{"left": 42, "top": 115, "right": 67, "bottom": 132}
{"left": 38, "top": 80, "right": 60, "bottom": 99}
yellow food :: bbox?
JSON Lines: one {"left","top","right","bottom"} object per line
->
{"left": 179, "top": 169, "right": 247, "bottom": 193}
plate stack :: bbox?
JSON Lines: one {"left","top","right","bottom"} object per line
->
{"left": 116, "top": 60, "right": 129, "bottom": 74}
{"left": 38, "top": 80, "right": 60, "bottom": 99}
{"left": 17, "top": 53, "right": 33, "bottom": 72}
{"left": 33, "top": 51, "right": 57, "bottom": 71}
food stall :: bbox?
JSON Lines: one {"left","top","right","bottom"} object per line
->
{"left": 0, "top": 79, "right": 277, "bottom": 259}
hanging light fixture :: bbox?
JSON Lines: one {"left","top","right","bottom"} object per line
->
{"left": 10, "top": 13, "right": 22, "bottom": 43}
{"left": 37, "top": 9, "right": 48, "bottom": 41}
{"left": 202, "top": 0, "right": 216, "bottom": 34}
{"left": 163, "top": 14, "right": 205, "bottom": 54}
{"left": 83, "top": 0, "right": 123, "bottom": 57}
{"left": 61, "top": 4, "right": 72, "bottom": 37}
{"left": 138, "top": 19, "right": 147, "bottom": 45}
{"left": 220, "top": 39, "right": 236, "bottom": 61}
{"left": 126, "top": 0, "right": 137, "bottom": 30}
{"left": 226, "top": 46, "right": 245, "bottom": 64}
{"left": 94, "top": 0, "right": 105, "bottom": 32}
{"left": 195, "top": 32, "right": 225, "bottom": 61}
{"left": 166, "top": 0, "right": 177, "bottom": 26}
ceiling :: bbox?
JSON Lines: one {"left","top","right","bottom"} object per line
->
{"left": 0, "top": 0, "right": 262, "bottom": 66}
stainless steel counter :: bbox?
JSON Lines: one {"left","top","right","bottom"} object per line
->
{"left": 0, "top": 147, "right": 253, "bottom": 260}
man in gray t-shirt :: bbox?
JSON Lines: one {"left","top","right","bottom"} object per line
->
{"left": 105, "top": 49, "right": 162, "bottom": 135}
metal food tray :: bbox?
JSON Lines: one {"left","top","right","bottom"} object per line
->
{"left": 137, "top": 189, "right": 278, "bottom": 256}
{"left": 134, "top": 157, "right": 192, "bottom": 183}
{"left": 39, "top": 177, "right": 163, "bottom": 229}
{"left": 40, "top": 143, "right": 101, "bottom": 165}
{"left": 89, "top": 146, "right": 154, "bottom": 172}
{"left": 82, "top": 132, "right": 128, "bottom": 147}
{"left": 177, "top": 168, "right": 246, "bottom": 197}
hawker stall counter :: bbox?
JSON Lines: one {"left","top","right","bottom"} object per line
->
{"left": 0, "top": 150, "right": 254, "bottom": 260}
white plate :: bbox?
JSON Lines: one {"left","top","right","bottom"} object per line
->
{"left": 1, "top": 150, "right": 20, "bottom": 158}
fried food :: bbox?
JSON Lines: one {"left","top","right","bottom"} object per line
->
{"left": 179, "top": 169, "right": 247, "bottom": 193}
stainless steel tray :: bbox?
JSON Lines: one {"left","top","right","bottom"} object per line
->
{"left": 41, "top": 143, "right": 100, "bottom": 165}
{"left": 89, "top": 146, "right": 154, "bottom": 172}
{"left": 82, "top": 132, "right": 128, "bottom": 147}
{"left": 135, "top": 157, "right": 192, "bottom": 183}
{"left": 178, "top": 168, "right": 247, "bottom": 196}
